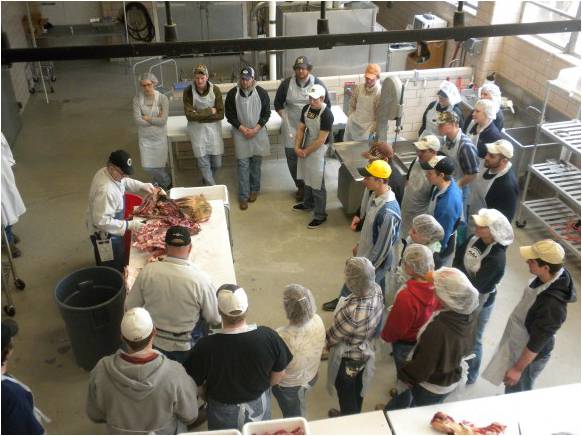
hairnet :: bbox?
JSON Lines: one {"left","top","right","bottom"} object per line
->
{"left": 139, "top": 72, "right": 159, "bottom": 85}
{"left": 345, "top": 257, "right": 376, "bottom": 296}
{"left": 283, "top": 284, "right": 316, "bottom": 326}
{"left": 433, "top": 267, "right": 479, "bottom": 315}
{"left": 475, "top": 98, "right": 497, "bottom": 120}
{"left": 403, "top": 243, "right": 435, "bottom": 276}
{"left": 412, "top": 214, "right": 445, "bottom": 245}
{"left": 480, "top": 83, "right": 502, "bottom": 108}
{"left": 438, "top": 81, "right": 462, "bottom": 106}
{"left": 473, "top": 208, "right": 514, "bottom": 246}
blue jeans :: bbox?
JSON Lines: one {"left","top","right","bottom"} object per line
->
{"left": 303, "top": 179, "right": 327, "bottom": 220}
{"left": 284, "top": 147, "right": 304, "bottom": 189}
{"left": 155, "top": 347, "right": 190, "bottom": 364}
{"left": 197, "top": 154, "right": 222, "bottom": 186}
{"left": 237, "top": 156, "right": 262, "bottom": 201}
{"left": 207, "top": 391, "right": 271, "bottom": 431}
{"left": 392, "top": 342, "right": 415, "bottom": 371}
{"left": 90, "top": 234, "right": 125, "bottom": 273}
{"left": 467, "top": 301, "right": 495, "bottom": 384}
{"left": 144, "top": 167, "right": 172, "bottom": 190}
{"left": 4, "top": 225, "right": 14, "bottom": 244}
{"left": 385, "top": 384, "right": 448, "bottom": 410}
{"left": 504, "top": 351, "right": 551, "bottom": 394}
{"left": 272, "top": 376, "right": 316, "bottom": 418}
{"left": 335, "top": 359, "right": 366, "bottom": 415}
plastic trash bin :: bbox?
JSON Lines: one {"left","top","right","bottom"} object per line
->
{"left": 54, "top": 266, "right": 125, "bottom": 371}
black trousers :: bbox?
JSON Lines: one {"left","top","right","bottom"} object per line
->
{"left": 90, "top": 234, "right": 125, "bottom": 273}
{"left": 335, "top": 358, "right": 366, "bottom": 415}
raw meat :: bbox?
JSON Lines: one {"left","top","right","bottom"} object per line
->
{"left": 431, "top": 412, "right": 506, "bottom": 435}
{"left": 254, "top": 427, "right": 304, "bottom": 435}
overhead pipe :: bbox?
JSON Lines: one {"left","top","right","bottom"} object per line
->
{"left": 268, "top": 1, "right": 276, "bottom": 80}
{"left": 164, "top": 2, "right": 178, "bottom": 42}
{"left": 3, "top": 20, "right": 580, "bottom": 64}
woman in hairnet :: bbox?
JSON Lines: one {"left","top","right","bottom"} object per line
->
{"left": 385, "top": 267, "right": 479, "bottom": 410}
{"left": 326, "top": 257, "right": 384, "bottom": 417}
{"left": 381, "top": 244, "right": 438, "bottom": 377}
{"left": 133, "top": 73, "right": 171, "bottom": 190}
{"left": 465, "top": 99, "right": 503, "bottom": 158}
{"left": 418, "top": 81, "right": 464, "bottom": 137}
{"left": 453, "top": 208, "right": 514, "bottom": 384}
{"left": 273, "top": 284, "right": 325, "bottom": 418}
{"left": 476, "top": 83, "right": 504, "bottom": 131}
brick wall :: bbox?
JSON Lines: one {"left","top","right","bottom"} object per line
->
{"left": 1, "top": 1, "right": 33, "bottom": 112}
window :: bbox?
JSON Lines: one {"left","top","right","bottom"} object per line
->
{"left": 520, "top": 1, "right": 581, "bottom": 56}
{"left": 446, "top": 1, "right": 479, "bottom": 16}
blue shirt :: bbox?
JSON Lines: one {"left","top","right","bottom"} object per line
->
{"left": 1, "top": 377, "right": 44, "bottom": 435}
{"left": 430, "top": 181, "right": 463, "bottom": 254}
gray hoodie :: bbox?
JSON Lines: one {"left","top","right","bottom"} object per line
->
{"left": 87, "top": 350, "right": 198, "bottom": 434}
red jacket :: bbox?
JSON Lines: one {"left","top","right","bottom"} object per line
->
{"left": 381, "top": 279, "right": 438, "bottom": 343}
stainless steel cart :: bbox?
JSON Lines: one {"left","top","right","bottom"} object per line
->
{"left": 1, "top": 226, "right": 26, "bottom": 316}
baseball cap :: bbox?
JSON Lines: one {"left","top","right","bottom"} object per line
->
{"left": 240, "top": 66, "right": 255, "bottom": 80}
{"left": 1, "top": 320, "right": 18, "bottom": 353}
{"left": 436, "top": 111, "right": 460, "bottom": 125}
{"left": 520, "top": 239, "right": 565, "bottom": 264}
{"left": 217, "top": 287, "right": 249, "bottom": 315}
{"left": 109, "top": 149, "right": 134, "bottom": 175}
{"left": 121, "top": 308, "right": 154, "bottom": 342}
{"left": 364, "top": 63, "right": 381, "bottom": 79}
{"left": 358, "top": 159, "right": 392, "bottom": 179}
{"left": 414, "top": 135, "right": 441, "bottom": 151}
{"left": 486, "top": 139, "right": 514, "bottom": 159}
{"left": 307, "top": 84, "right": 326, "bottom": 100}
{"left": 193, "top": 64, "right": 209, "bottom": 76}
{"left": 165, "top": 226, "right": 191, "bottom": 247}
{"left": 420, "top": 155, "right": 455, "bottom": 175}
{"left": 293, "top": 55, "right": 311, "bottom": 69}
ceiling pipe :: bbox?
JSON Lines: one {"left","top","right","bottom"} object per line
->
{"left": 268, "top": 1, "right": 277, "bottom": 80}
{"left": 164, "top": 2, "right": 178, "bottom": 42}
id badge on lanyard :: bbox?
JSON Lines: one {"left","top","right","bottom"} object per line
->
{"left": 97, "top": 237, "right": 114, "bottom": 262}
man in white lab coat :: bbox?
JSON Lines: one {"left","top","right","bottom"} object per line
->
{"left": 86, "top": 149, "right": 155, "bottom": 272}
{"left": 1, "top": 133, "right": 26, "bottom": 258}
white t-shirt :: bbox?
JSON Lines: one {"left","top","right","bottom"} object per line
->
{"left": 276, "top": 314, "right": 326, "bottom": 388}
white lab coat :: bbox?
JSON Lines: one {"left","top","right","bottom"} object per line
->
{"left": 1, "top": 133, "right": 26, "bottom": 227}
{"left": 133, "top": 91, "right": 169, "bottom": 168}
{"left": 86, "top": 167, "right": 150, "bottom": 236}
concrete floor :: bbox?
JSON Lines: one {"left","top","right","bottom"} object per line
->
{"left": 2, "top": 60, "right": 580, "bottom": 434}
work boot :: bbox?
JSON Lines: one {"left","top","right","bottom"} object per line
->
{"left": 328, "top": 408, "right": 341, "bottom": 418}
{"left": 9, "top": 244, "right": 21, "bottom": 258}
{"left": 295, "top": 185, "right": 304, "bottom": 201}
{"left": 239, "top": 200, "right": 248, "bottom": 210}
{"left": 249, "top": 192, "right": 258, "bottom": 202}
{"left": 322, "top": 297, "right": 339, "bottom": 312}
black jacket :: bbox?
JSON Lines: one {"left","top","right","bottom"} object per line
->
{"left": 224, "top": 85, "right": 271, "bottom": 129}
{"left": 525, "top": 269, "right": 576, "bottom": 358}
{"left": 468, "top": 121, "right": 503, "bottom": 158}
{"left": 418, "top": 101, "right": 465, "bottom": 136}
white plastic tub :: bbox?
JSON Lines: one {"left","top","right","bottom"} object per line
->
{"left": 242, "top": 417, "right": 309, "bottom": 435}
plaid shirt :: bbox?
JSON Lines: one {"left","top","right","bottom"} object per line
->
{"left": 326, "top": 287, "right": 384, "bottom": 361}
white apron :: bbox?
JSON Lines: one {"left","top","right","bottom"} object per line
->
{"left": 281, "top": 75, "right": 315, "bottom": 149}
{"left": 442, "top": 134, "right": 464, "bottom": 182}
{"left": 463, "top": 236, "right": 495, "bottom": 306}
{"left": 297, "top": 103, "right": 328, "bottom": 190}
{"left": 469, "top": 119, "right": 492, "bottom": 149}
{"left": 1, "top": 134, "right": 26, "bottom": 226}
{"left": 482, "top": 270, "right": 563, "bottom": 386}
{"left": 187, "top": 83, "right": 224, "bottom": 157}
{"left": 344, "top": 83, "right": 379, "bottom": 141}
{"left": 468, "top": 161, "right": 512, "bottom": 222}
{"left": 421, "top": 102, "right": 450, "bottom": 138}
{"left": 232, "top": 87, "right": 270, "bottom": 159}
{"left": 137, "top": 91, "right": 168, "bottom": 168}
{"left": 400, "top": 159, "right": 432, "bottom": 237}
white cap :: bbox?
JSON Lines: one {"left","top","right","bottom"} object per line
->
{"left": 307, "top": 84, "right": 326, "bottom": 100}
{"left": 433, "top": 267, "right": 479, "bottom": 315}
{"left": 121, "top": 308, "right": 154, "bottom": 342}
{"left": 472, "top": 208, "right": 514, "bottom": 246}
{"left": 485, "top": 139, "right": 513, "bottom": 159}
{"left": 218, "top": 287, "right": 249, "bottom": 315}
{"left": 414, "top": 135, "right": 441, "bottom": 151}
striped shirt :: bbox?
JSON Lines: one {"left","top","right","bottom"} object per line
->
{"left": 443, "top": 130, "right": 479, "bottom": 179}
{"left": 326, "top": 287, "right": 384, "bottom": 361}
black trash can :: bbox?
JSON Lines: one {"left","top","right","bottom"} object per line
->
{"left": 54, "top": 266, "right": 125, "bottom": 371}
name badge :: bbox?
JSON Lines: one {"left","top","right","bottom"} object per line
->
{"left": 97, "top": 238, "right": 114, "bottom": 262}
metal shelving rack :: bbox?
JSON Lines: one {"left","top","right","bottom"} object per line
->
{"left": 516, "top": 80, "right": 581, "bottom": 258}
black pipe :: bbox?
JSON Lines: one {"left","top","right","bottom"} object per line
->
{"left": 318, "top": 1, "right": 329, "bottom": 35}
{"left": 164, "top": 2, "right": 177, "bottom": 42}
{"left": 2, "top": 19, "right": 579, "bottom": 64}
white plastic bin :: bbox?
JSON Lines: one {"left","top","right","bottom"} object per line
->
{"left": 242, "top": 417, "right": 309, "bottom": 435}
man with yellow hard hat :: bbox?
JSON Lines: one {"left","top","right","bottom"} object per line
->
{"left": 483, "top": 239, "right": 576, "bottom": 393}
{"left": 343, "top": 64, "right": 382, "bottom": 141}
{"left": 323, "top": 159, "right": 402, "bottom": 311}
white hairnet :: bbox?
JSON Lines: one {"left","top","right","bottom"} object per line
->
{"left": 283, "top": 284, "right": 316, "bottom": 326}
{"left": 345, "top": 257, "right": 376, "bottom": 296}
{"left": 403, "top": 243, "right": 435, "bottom": 276}
{"left": 433, "top": 267, "right": 479, "bottom": 315}
{"left": 475, "top": 98, "right": 497, "bottom": 120}
{"left": 139, "top": 72, "right": 159, "bottom": 85}
{"left": 412, "top": 214, "right": 445, "bottom": 245}
{"left": 480, "top": 83, "right": 502, "bottom": 109}
{"left": 438, "top": 81, "right": 462, "bottom": 106}
{"left": 473, "top": 208, "right": 514, "bottom": 246}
